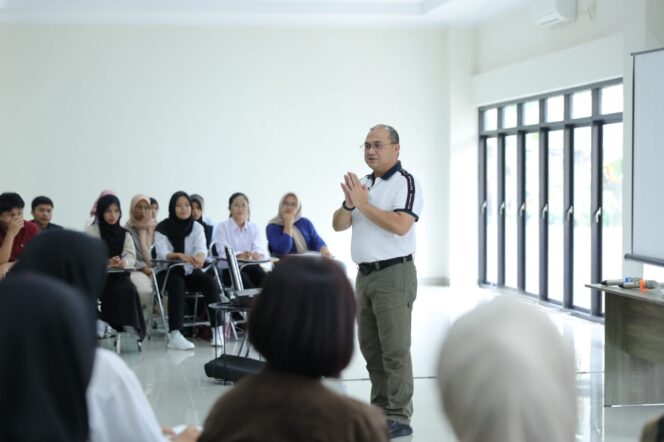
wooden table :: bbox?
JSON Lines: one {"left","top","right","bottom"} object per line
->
{"left": 587, "top": 283, "right": 664, "bottom": 406}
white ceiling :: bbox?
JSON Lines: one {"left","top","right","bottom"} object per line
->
{"left": 0, "top": 0, "right": 529, "bottom": 28}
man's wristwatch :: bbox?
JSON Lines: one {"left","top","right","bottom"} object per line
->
{"left": 342, "top": 201, "right": 355, "bottom": 211}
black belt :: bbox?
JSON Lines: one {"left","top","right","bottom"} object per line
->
{"left": 358, "top": 255, "right": 412, "bottom": 276}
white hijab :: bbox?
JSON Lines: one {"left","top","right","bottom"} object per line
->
{"left": 438, "top": 295, "right": 577, "bottom": 442}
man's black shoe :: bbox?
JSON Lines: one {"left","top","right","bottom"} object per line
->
{"left": 387, "top": 419, "right": 413, "bottom": 438}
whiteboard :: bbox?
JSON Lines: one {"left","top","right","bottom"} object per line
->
{"left": 630, "top": 48, "right": 664, "bottom": 265}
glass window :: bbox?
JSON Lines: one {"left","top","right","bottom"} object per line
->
{"left": 602, "top": 122, "right": 623, "bottom": 309}
{"left": 483, "top": 108, "right": 498, "bottom": 131}
{"left": 601, "top": 84, "right": 623, "bottom": 115}
{"left": 548, "top": 130, "right": 565, "bottom": 303}
{"left": 572, "top": 90, "right": 592, "bottom": 119}
{"left": 486, "top": 137, "right": 498, "bottom": 284}
{"left": 504, "top": 135, "right": 518, "bottom": 288}
{"left": 573, "top": 127, "right": 592, "bottom": 310}
{"left": 525, "top": 132, "right": 540, "bottom": 295}
{"left": 502, "top": 104, "right": 517, "bottom": 129}
{"left": 523, "top": 100, "right": 539, "bottom": 126}
{"left": 546, "top": 95, "right": 564, "bottom": 122}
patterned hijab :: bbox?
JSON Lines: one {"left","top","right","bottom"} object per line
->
{"left": 268, "top": 192, "right": 307, "bottom": 253}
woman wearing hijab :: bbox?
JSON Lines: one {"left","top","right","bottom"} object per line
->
{"left": 125, "top": 194, "right": 157, "bottom": 310}
{"left": 0, "top": 274, "right": 96, "bottom": 442}
{"left": 437, "top": 296, "right": 577, "bottom": 442}
{"left": 87, "top": 194, "right": 146, "bottom": 341}
{"left": 199, "top": 257, "right": 388, "bottom": 442}
{"left": 266, "top": 192, "right": 332, "bottom": 258}
{"left": 155, "top": 191, "right": 223, "bottom": 350}
{"left": 213, "top": 192, "right": 268, "bottom": 289}
{"left": 11, "top": 230, "right": 199, "bottom": 442}
{"left": 190, "top": 194, "right": 214, "bottom": 248}
{"left": 86, "top": 189, "right": 117, "bottom": 228}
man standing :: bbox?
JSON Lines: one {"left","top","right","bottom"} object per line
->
{"left": 333, "top": 124, "right": 423, "bottom": 438}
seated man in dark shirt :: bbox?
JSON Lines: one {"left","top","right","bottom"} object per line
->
{"left": 31, "top": 195, "right": 64, "bottom": 232}
{"left": 0, "top": 192, "right": 40, "bottom": 278}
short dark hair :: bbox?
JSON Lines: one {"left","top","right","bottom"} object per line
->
{"left": 149, "top": 197, "right": 158, "bottom": 208}
{"left": 370, "top": 124, "right": 399, "bottom": 144}
{"left": 0, "top": 192, "right": 25, "bottom": 213}
{"left": 31, "top": 196, "right": 54, "bottom": 211}
{"left": 248, "top": 256, "right": 356, "bottom": 378}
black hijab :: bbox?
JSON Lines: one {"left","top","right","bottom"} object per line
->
{"left": 155, "top": 191, "right": 194, "bottom": 253}
{"left": 0, "top": 274, "right": 96, "bottom": 442}
{"left": 12, "top": 230, "right": 108, "bottom": 310}
{"left": 95, "top": 194, "right": 127, "bottom": 257}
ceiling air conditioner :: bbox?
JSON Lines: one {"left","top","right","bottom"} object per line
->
{"left": 531, "top": 0, "right": 576, "bottom": 27}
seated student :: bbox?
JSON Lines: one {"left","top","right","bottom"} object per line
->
{"left": 12, "top": 230, "right": 199, "bottom": 442}
{"left": 86, "top": 194, "right": 146, "bottom": 341}
{"left": 191, "top": 194, "right": 214, "bottom": 248}
{"left": 154, "top": 191, "right": 223, "bottom": 350}
{"left": 213, "top": 192, "right": 268, "bottom": 289}
{"left": 199, "top": 256, "right": 388, "bottom": 442}
{"left": 0, "top": 274, "right": 96, "bottom": 442}
{"left": 437, "top": 296, "right": 577, "bottom": 442}
{"left": 0, "top": 192, "right": 39, "bottom": 278}
{"left": 31, "top": 195, "right": 64, "bottom": 231}
{"left": 150, "top": 197, "right": 160, "bottom": 222}
{"left": 124, "top": 194, "right": 156, "bottom": 310}
{"left": 87, "top": 189, "right": 116, "bottom": 228}
{"left": 266, "top": 192, "right": 332, "bottom": 258}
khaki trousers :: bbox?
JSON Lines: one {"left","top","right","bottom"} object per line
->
{"left": 356, "top": 259, "right": 417, "bottom": 424}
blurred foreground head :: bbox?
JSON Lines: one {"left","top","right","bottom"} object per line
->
{"left": 249, "top": 256, "right": 355, "bottom": 378}
{"left": 438, "top": 296, "right": 577, "bottom": 442}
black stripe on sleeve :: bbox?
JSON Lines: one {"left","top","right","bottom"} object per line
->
{"left": 399, "top": 169, "right": 416, "bottom": 212}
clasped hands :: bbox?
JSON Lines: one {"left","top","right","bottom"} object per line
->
{"left": 171, "top": 253, "right": 206, "bottom": 268}
{"left": 340, "top": 172, "right": 369, "bottom": 210}
{"left": 237, "top": 251, "right": 262, "bottom": 260}
{"left": 108, "top": 256, "right": 125, "bottom": 269}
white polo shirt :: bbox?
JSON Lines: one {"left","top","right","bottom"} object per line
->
{"left": 350, "top": 161, "right": 423, "bottom": 264}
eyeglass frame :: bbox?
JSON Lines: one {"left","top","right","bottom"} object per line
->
{"left": 359, "top": 142, "right": 396, "bottom": 151}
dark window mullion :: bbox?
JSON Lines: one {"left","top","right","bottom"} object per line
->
{"left": 478, "top": 137, "right": 488, "bottom": 285}
{"left": 563, "top": 124, "right": 574, "bottom": 309}
{"left": 497, "top": 134, "right": 506, "bottom": 287}
{"left": 539, "top": 128, "right": 549, "bottom": 302}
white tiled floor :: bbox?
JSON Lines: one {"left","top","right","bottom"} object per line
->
{"left": 103, "top": 285, "right": 664, "bottom": 441}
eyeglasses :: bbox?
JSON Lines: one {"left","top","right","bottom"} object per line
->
{"left": 282, "top": 202, "right": 298, "bottom": 208}
{"left": 359, "top": 142, "right": 395, "bottom": 151}
{"left": 135, "top": 205, "right": 151, "bottom": 212}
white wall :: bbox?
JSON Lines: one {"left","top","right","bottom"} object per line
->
{"left": 444, "top": 0, "right": 627, "bottom": 288}
{"left": 0, "top": 24, "right": 449, "bottom": 279}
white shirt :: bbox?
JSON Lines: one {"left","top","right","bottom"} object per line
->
{"left": 86, "top": 224, "right": 137, "bottom": 268}
{"left": 350, "top": 161, "right": 423, "bottom": 263}
{"left": 87, "top": 348, "right": 167, "bottom": 442}
{"left": 154, "top": 222, "right": 207, "bottom": 275}
{"left": 212, "top": 218, "right": 268, "bottom": 269}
